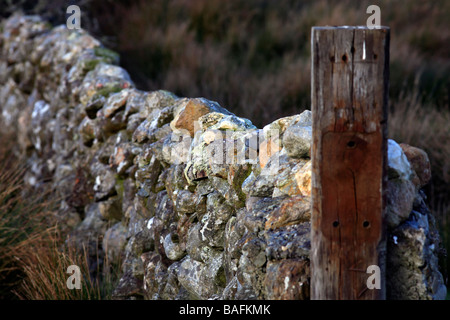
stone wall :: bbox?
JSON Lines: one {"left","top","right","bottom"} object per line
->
{"left": 0, "top": 15, "right": 446, "bottom": 300}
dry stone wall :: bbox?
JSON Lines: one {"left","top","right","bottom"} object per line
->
{"left": 0, "top": 15, "right": 446, "bottom": 300}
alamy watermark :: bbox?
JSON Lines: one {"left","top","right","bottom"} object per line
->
{"left": 65, "top": 4, "right": 381, "bottom": 31}
{"left": 66, "top": 265, "right": 81, "bottom": 290}
{"left": 366, "top": 265, "right": 381, "bottom": 290}
{"left": 66, "top": 5, "right": 81, "bottom": 30}
{"left": 168, "top": 121, "right": 282, "bottom": 177}
{"left": 367, "top": 5, "right": 381, "bottom": 29}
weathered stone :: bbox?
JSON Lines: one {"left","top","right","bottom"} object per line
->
{"left": 197, "top": 112, "right": 227, "bottom": 131}
{"left": 65, "top": 167, "right": 95, "bottom": 210}
{"left": 282, "top": 123, "right": 312, "bottom": 159}
{"left": 85, "top": 95, "right": 105, "bottom": 119}
{"left": 122, "top": 254, "right": 145, "bottom": 281}
{"left": 141, "top": 252, "right": 166, "bottom": 299}
{"left": 55, "top": 201, "right": 82, "bottom": 234}
{"left": 265, "top": 195, "right": 311, "bottom": 230}
{"left": 103, "top": 222, "right": 127, "bottom": 260}
{"left": 224, "top": 216, "right": 242, "bottom": 277}
{"left": 387, "top": 210, "right": 447, "bottom": 300}
{"left": 175, "top": 190, "right": 197, "bottom": 214}
{"left": 103, "top": 88, "right": 131, "bottom": 118}
{"left": 176, "top": 213, "right": 194, "bottom": 251}
{"left": 294, "top": 160, "right": 312, "bottom": 197}
{"left": 177, "top": 252, "right": 225, "bottom": 299}
{"left": 95, "top": 107, "right": 128, "bottom": 139}
{"left": 31, "top": 100, "right": 53, "bottom": 153}
{"left": 69, "top": 202, "right": 109, "bottom": 258}
{"left": 164, "top": 164, "right": 189, "bottom": 202}
{"left": 400, "top": 143, "right": 432, "bottom": 188}
{"left": 387, "top": 139, "right": 413, "bottom": 180}
{"left": 241, "top": 171, "right": 257, "bottom": 196}
{"left": 135, "top": 154, "right": 162, "bottom": 194}
{"left": 76, "top": 202, "right": 108, "bottom": 233}
{"left": 67, "top": 47, "right": 119, "bottom": 84}
{"left": 148, "top": 245, "right": 173, "bottom": 285}
{"left": 158, "top": 132, "right": 192, "bottom": 166}
{"left": 110, "top": 142, "right": 134, "bottom": 176}
{"left": 242, "top": 236, "right": 267, "bottom": 268}
{"left": 154, "top": 191, "right": 176, "bottom": 225}
{"left": 386, "top": 178, "right": 416, "bottom": 229}
{"left": 91, "top": 163, "right": 117, "bottom": 201}
{"left": 132, "top": 106, "right": 176, "bottom": 143}
{"left": 123, "top": 88, "right": 146, "bottom": 119}
{"left": 199, "top": 192, "right": 234, "bottom": 247}
{"left": 163, "top": 232, "right": 186, "bottom": 261}
{"left": 221, "top": 276, "right": 240, "bottom": 299}
{"left": 170, "top": 98, "right": 231, "bottom": 137}
{"left": 242, "top": 197, "right": 282, "bottom": 233}
{"left": 272, "top": 159, "right": 309, "bottom": 197}
{"left": 140, "top": 90, "right": 178, "bottom": 119}
{"left": 250, "top": 151, "right": 298, "bottom": 197}
{"left": 128, "top": 228, "right": 155, "bottom": 257}
{"left": 186, "top": 222, "right": 206, "bottom": 262}
{"left": 206, "top": 113, "right": 256, "bottom": 132}
{"left": 208, "top": 176, "right": 243, "bottom": 208}
{"left": 259, "top": 136, "right": 281, "bottom": 169}
{"left": 236, "top": 238, "right": 266, "bottom": 298}
{"left": 161, "top": 261, "right": 187, "bottom": 299}
{"left": 265, "top": 223, "right": 311, "bottom": 260}
{"left": 98, "top": 195, "right": 122, "bottom": 221}
{"left": 128, "top": 204, "right": 150, "bottom": 237}
{"left": 112, "top": 270, "right": 144, "bottom": 300}
{"left": 78, "top": 116, "right": 96, "bottom": 146}
{"left": 226, "top": 164, "right": 251, "bottom": 206}
{"left": 265, "top": 259, "right": 310, "bottom": 300}
{"left": 92, "top": 134, "right": 114, "bottom": 164}
{"left": 126, "top": 112, "right": 144, "bottom": 136}
{"left": 80, "top": 62, "right": 134, "bottom": 106}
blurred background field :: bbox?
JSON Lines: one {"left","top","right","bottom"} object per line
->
{"left": 1, "top": 0, "right": 449, "bottom": 295}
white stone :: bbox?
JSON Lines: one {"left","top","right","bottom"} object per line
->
{"left": 387, "top": 139, "right": 412, "bottom": 180}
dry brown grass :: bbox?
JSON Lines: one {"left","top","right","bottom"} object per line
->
{"left": 389, "top": 78, "right": 450, "bottom": 203}
{"left": 0, "top": 133, "right": 54, "bottom": 298}
{"left": 13, "top": 234, "right": 120, "bottom": 300}
{"left": 0, "top": 131, "right": 121, "bottom": 299}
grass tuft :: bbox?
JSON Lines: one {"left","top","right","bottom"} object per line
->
{"left": 0, "top": 131, "right": 121, "bottom": 300}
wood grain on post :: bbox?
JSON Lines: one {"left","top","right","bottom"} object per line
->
{"left": 311, "top": 26, "right": 390, "bottom": 300}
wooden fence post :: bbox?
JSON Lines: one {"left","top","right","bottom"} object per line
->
{"left": 311, "top": 26, "right": 390, "bottom": 300}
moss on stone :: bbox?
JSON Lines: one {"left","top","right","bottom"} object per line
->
{"left": 114, "top": 177, "right": 125, "bottom": 200}
{"left": 214, "top": 266, "right": 227, "bottom": 288}
{"left": 93, "top": 85, "right": 122, "bottom": 99}
{"left": 232, "top": 165, "right": 252, "bottom": 204}
{"left": 94, "top": 47, "right": 120, "bottom": 64}
{"left": 82, "top": 59, "right": 101, "bottom": 72}
{"left": 43, "top": 21, "right": 53, "bottom": 29}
